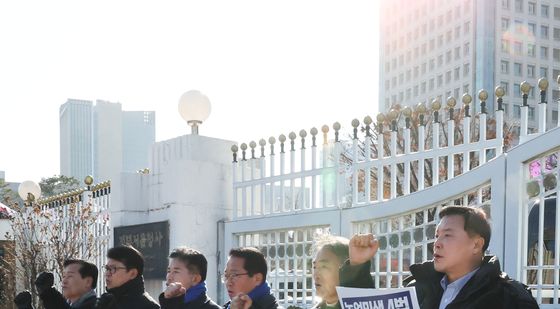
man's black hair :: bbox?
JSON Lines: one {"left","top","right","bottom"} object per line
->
{"left": 64, "top": 259, "right": 99, "bottom": 289}
{"left": 439, "top": 206, "right": 491, "bottom": 252}
{"left": 107, "top": 245, "right": 144, "bottom": 276}
{"left": 169, "top": 247, "right": 208, "bottom": 281}
{"left": 229, "top": 247, "right": 267, "bottom": 281}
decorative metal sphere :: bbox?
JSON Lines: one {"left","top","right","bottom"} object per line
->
{"left": 310, "top": 127, "right": 318, "bottom": 135}
{"left": 240, "top": 143, "right": 248, "bottom": 150}
{"left": 321, "top": 125, "right": 329, "bottom": 133}
{"left": 446, "top": 96, "right": 457, "bottom": 109}
{"left": 538, "top": 77, "right": 549, "bottom": 91}
{"left": 259, "top": 139, "right": 266, "bottom": 146}
{"left": 495, "top": 86, "right": 505, "bottom": 98}
{"left": 333, "top": 122, "right": 341, "bottom": 130}
{"left": 288, "top": 132, "right": 297, "bottom": 140}
{"left": 416, "top": 102, "right": 427, "bottom": 113}
{"left": 299, "top": 129, "right": 307, "bottom": 137}
{"left": 376, "top": 113, "right": 386, "bottom": 123}
{"left": 279, "top": 134, "right": 286, "bottom": 142}
{"left": 402, "top": 106, "right": 412, "bottom": 118}
{"left": 84, "top": 175, "right": 94, "bottom": 186}
{"left": 387, "top": 109, "right": 399, "bottom": 121}
{"left": 231, "top": 144, "right": 239, "bottom": 152}
{"left": 351, "top": 119, "right": 360, "bottom": 128}
{"left": 520, "top": 81, "right": 532, "bottom": 95}
{"left": 431, "top": 99, "right": 442, "bottom": 111}
{"left": 178, "top": 90, "right": 211, "bottom": 123}
{"left": 478, "top": 89, "right": 489, "bottom": 101}
{"left": 268, "top": 136, "right": 276, "bottom": 144}
{"left": 249, "top": 141, "right": 257, "bottom": 148}
{"left": 462, "top": 93, "right": 473, "bottom": 105}
{"left": 363, "top": 115, "right": 373, "bottom": 125}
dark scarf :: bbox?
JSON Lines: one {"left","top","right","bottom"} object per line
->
{"left": 247, "top": 282, "right": 272, "bottom": 301}
{"left": 106, "top": 275, "right": 145, "bottom": 299}
{"left": 184, "top": 282, "right": 207, "bottom": 304}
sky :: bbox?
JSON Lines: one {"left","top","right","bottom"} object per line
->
{"left": 0, "top": 0, "right": 380, "bottom": 184}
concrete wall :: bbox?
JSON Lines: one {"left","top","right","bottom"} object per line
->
{"left": 114, "top": 133, "right": 234, "bottom": 302}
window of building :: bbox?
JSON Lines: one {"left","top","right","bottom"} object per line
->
{"left": 514, "top": 83, "right": 521, "bottom": 97}
{"left": 541, "top": 46, "right": 549, "bottom": 59}
{"left": 438, "top": 35, "right": 444, "bottom": 47}
{"left": 463, "top": 84, "right": 470, "bottom": 94}
{"left": 445, "top": 71, "right": 451, "bottom": 84}
{"left": 501, "top": 81, "right": 509, "bottom": 95}
{"left": 528, "top": 2, "right": 536, "bottom": 15}
{"left": 454, "top": 88, "right": 460, "bottom": 99}
{"left": 413, "top": 85, "right": 419, "bottom": 96}
{"left": 527, "top": 65, "right": 535, "bottom": 77}
{"left": 464, "top": 42, "right": 470, "bottom": 56}
{"left": 514, "top": 63, "right": 523, "bottom": 76}
{"left": 421, "top": 63, "right": 427, "bottom": 74}
{"left": 555, "top": 7, "right": 560, "bottom": 20}
{"left": 514, "top": 20, "right": 523, "bottom": 33}
{"left": 455, "top": 26, "right": 461, "bottom": 39}
{"left": 528, "top": 107, "right": 535, "bottom": 120}
{"left": 454, "top": 67, "right": 460, "bottom": 80}
{"left": 515, "top": 0, "right": 523, "bottom": 12}
{"left": 502, "top": 0, "right": 510, "bottom": 9}
{"left": 429, "top": 78, "right": 435, "bottom": 90}
{"left": 414, "top": 66, "right": 419, "bottom": 78}
{"left": 446, "top": 30, "right": 452, "bottom": 43}
{"left": 446, "top": 50, "right": 452, "bottom": 63}
{"left": 554, "top": 48, "right": 560, "bottom": 61}
{"left": 429, "top": 59, "right": 435, "bottom": 71}
{"left": 464, "top": 63, "right": 470, "bottom": 76}
{"left": 501, "top": 60, "right": 509, "bottom": 74}
{"left": 406, "top": 70, "right": 411, "bottom": 82}
{"left": 464, "top": 21, "right": 471, "bottom": 34}
{"left": 542, "top": 5, "right": 549, "bottom": 18}
{"left": 554, "top": 28, "right": 560, "bottom": 41}
{"left": 501, "top": 18, "right": 509, "bottom": 31}
{"left": 514, "top": 41, "right": 523, "bottom": 55}
{"left": 553, "top": 69, "right": 560, "bottom": 80}
{"left": 502, "top": 39, "right": 510, "bottom": 53}
{"left": 553, "top": 90, "right": 560, "bottom": 101}
{"left": 437, "top": 75, "right": 443, "bottom": 87}
{"left": 552, "top": 110, "right": 558, "bottom": 122}
{"left": 528, "top": 43, "right": 536, "bottom": 57}
{"left": 438, "top": 54, "right": 444, "bottom": 66}
{"left": 430, "top": 39, "right": 435, "bottom": 51}
{"left": 421, "top": 82, "right": 426, "bottom": 94}
{"left": 455, "top": 46, "right": 461, "bottom": 60}
{"left": 541, "top": 25, "right": 549, "bottom": 39}
{"left": 528, "top": 23, "right": 536, "bottom": 36}
{"left": 540, "top": 67, "right": 548, "bottom": 78}
{"left": 385, "top": 80, "right": 390, "bottom": 90}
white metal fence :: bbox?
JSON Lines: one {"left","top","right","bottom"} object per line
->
{"left": 225, "top": 81, "right": 560, "bottom": 308}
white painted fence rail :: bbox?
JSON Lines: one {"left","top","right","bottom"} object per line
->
{"left": 226, "top": 79, "right": 560, "bottom": 308}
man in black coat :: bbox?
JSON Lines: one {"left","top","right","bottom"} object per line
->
{"left": 14, "top": 259, "right": 98, "bottom": 309}
{"left": 96, "top": 245, "right": 160, "bottom": 309}
{"left": 340, "top": 206, "right": 539, "bottom": 309}
{"left": 222, "top": 247, "right": 278, "bottom": 309}
{"left": 159, "top": 247, "right": 221, "bottom": 309}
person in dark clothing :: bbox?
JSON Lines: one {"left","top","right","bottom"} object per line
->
{"left": 13, "top": 290, "right": 34, "bottom": 309}
{"left": 159, "top": 247, "right": 221, "bottom": 309}
{"left": 313, "top": 234, "right": 379, "bottom": 309}
{"left": 38, "top": 259, "right": 98, "bottom": 309}
{"left": 14, "top": 259, "right": 98, "bottom": 309}
{"left": 340, "top": 206, "right": 539, "bottom": 309}
{"left": 222, "top": 247, "right": 278, "bottom": 309}
{"left": 96, "top": 245, "right": 160, "bottom": 309}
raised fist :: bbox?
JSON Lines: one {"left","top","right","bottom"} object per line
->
{"left": 349, "top": 233, "right": 379, "bottom": 266}
{"left": 164, "top": 282, "right": 187, "bottom": 299}
{"left": 230, "top": 293, "right": 253, "bottom": 309}
{"left": 14, "top": 290, "right": 34, "bottom": 309}
{"left": 35, "top": 271, "right": 54, "bottom": 294}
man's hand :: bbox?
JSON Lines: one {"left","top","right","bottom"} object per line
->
{"left": 349, "top": 233, "right": 379, "bottom": 266}
{"left": 35, "top": 272, "right": 54, "bottom": 294}
{"left": 14, "top": 291, "right": 33, "bottom": 309}
{"left": 230, "top": 293, "right": 252, "bottom": 309}
{"left": 164, "top": 282, "right": 187, "bottom": 299}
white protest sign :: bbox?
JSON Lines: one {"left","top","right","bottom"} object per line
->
{"left": 336, "top": 286, "right": 420, "bottom": 309}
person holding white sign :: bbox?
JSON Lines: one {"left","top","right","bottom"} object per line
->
{"left": 312, "top": 234, "right": 380, "bottom": 309}
{"left": 340, "top": 206, "right": 539, "bottom": 308}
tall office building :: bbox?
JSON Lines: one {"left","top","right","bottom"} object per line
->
{"left": 379, "top": 0, "right": 559, "bottom": 127}
{"left": 60, "top": 99, "right": 155, "bottom": 183}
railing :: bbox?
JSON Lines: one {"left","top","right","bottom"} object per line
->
{"left": 225, "top": 78, "right": 560, "bottom": 308}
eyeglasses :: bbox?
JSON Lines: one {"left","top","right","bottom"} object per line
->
{"left": 104, "top": 265, "right": 127, "bottom": 275}
{"left": 221, "top": 272, "right": 249, "bottom": 283}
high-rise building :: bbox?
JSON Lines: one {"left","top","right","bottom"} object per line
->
{"left": 379, "top": 0, "right": 560, "bottom": 128}
{"left": 60, "top": 99, "right": 155, "bottom": 183}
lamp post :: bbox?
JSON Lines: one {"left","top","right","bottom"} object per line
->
{"left": 178, "top": 90, "right": 212, "bottom": 135}
{"left": 17, "top": 180, "right": 41, "bottom": 207}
